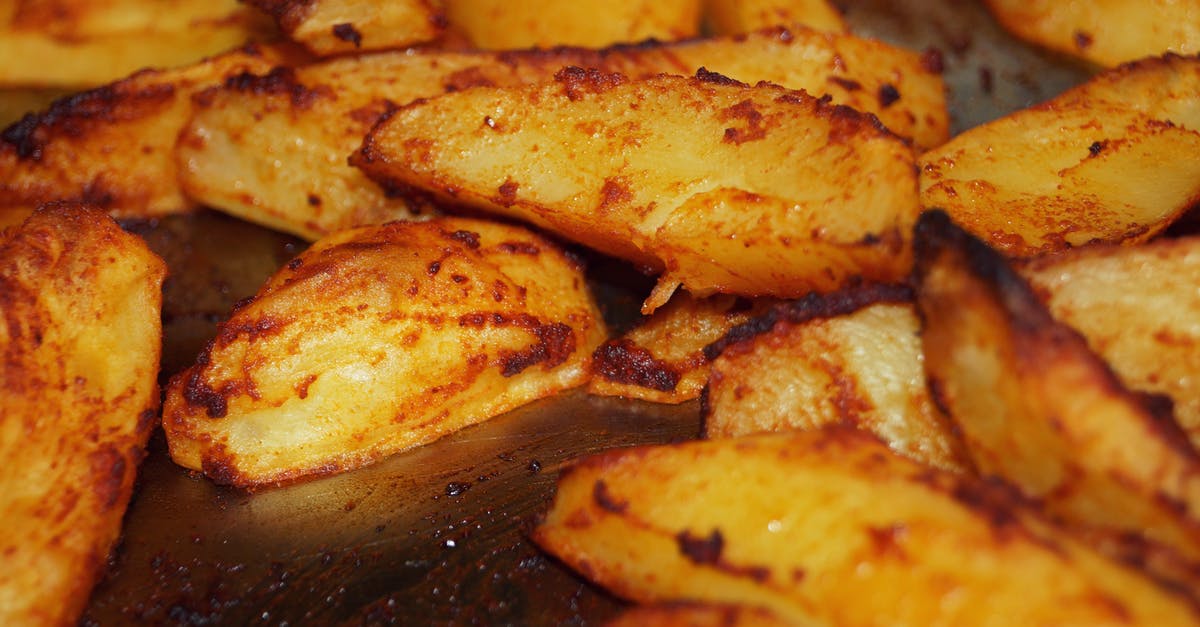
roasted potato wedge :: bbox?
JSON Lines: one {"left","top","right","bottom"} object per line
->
{"left": 0, "top": 44, "right": 288, "bottom": 223}
{"left": 0, "top": 0, "right": 275, "bottom": 88}
{"left": 180, "top": 27, "right": 945, "bottom": 242}
{"left": 534, "top": 428, "right": 1200, "bottom": 626}
{"left": 162, "top": 217, "right": 606, "bottom": 486}
{"left": 443, "top": 0, "right": 701, "bottom": 50}
{"left": 1020, "top": 235, "right": 1200, "bottom": 447}
{"left": 589, "top": 293, "right": 776, "bottom": 404}
{"left": 355, "top": 69, "right": 919, "bottom": 313}
{"left": 702, "top": 286, "right": 970, "bottom": 473}
{"left": 914, "top": 209, "right": 1200, "bottom": 563}
{"left": 0, "top": 203, "right": 165, "bottom": 626}
{"left": 703, "top": 0, "right": 846, "bottom": 34}
{"left": 983, "top": 0, "right": 1200, "bottom": 68}
{"left": 919, "top": 53, "right": 1200, "bottom": 257}
{"left": 246, "top": 0, "right": 443, "bottom": 56}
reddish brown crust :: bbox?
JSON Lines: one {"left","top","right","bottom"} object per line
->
{"left": 592, "top": 338, "right": 681, "bottom": 392}
{"left": 554, "top": 66, "right": 628, "bottom": 101}
{"left": 210, "top": 67, "right": 332, "bottom": 110}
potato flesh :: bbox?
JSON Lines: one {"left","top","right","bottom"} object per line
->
{"left": 355, "top": 71, "right": 919, "bottom": 312}
{"left": 1020, "top": 236, "right": 1200, "bottom": 448}
{"left": 179, "top": 27, "right": 944, "bottom": 242}
{"left": 443, "top": 0, "right": 702, "bottom": 50}
{"left": 246, "top": 0, "right": 443, "bottom": 56}
{"left": 162, "top": 217, "right": 606, "bottom": 486}
{"left": 0, "top": 0, "right": 275, "bottom": 88}
{"left": 919, "top": 54, "right": 1200, "bottom": 257}
{"left": 703, "top": 295, "right": 969, "bottom": 473}
{"left": 0, "top": 203, "right": 165, "bottom": 626}
{"left": 0, "top": 45, "right": 284, "bottom": 222}
{"left": 704, "top": 0, "right": 846, "bottom": 34}
{"left": 983, "top": 0, "right": 1200, "bottom": 67}
{"left": 913, "top": 210, "right": 1200, "bottom": 564}
{"left": 589, "top": 293, "right": 777, "bottom": 404}
{"left": 533, "top": 429, "right": 1200, "bottom": 626}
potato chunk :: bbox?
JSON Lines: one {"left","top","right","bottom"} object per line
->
{"left": 246, "top": 0, "right": 443, "bottom": 56}
{"left": 355, "top": 69, "right": 919, "bottom": 313}
{"left": 0, "top": 44, "right": 286, "bottom": 222}
{"left": 983, "top": 0, "right": 1200, "bottom": 67}
{"left": 919, "top": 54, "right": 1200, "bottom": 257}
{"left": 913, "top": 209, "right": 1200, "bottom": 564}
{"left": 702, "top": 286, "right": 969, "bottom": 473}
{"left": 0, "top": 203, "right": 165, "bottom": 626}
{"left": 704, "top": 0, "right": 846, "bottom": 34}
{"left": 1020, "top": 236, "right": 1200, "bottom": 448}
{"left": 533, "top": 428, "right": 1200, "bottom": 626}
{"left": 443, "top": 0, "right": 702, "bottom": 49}
{"left": 180, "top": 27, "right": 944, "bottom": 241}
{"left": 162, "top": 217, "right": 606, "bottom": 486}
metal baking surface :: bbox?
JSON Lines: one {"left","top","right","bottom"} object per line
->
{"left": 80, "top": 1, "right": 1091, "bottom": 624}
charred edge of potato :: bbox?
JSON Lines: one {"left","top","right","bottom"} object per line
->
{"left": 912, "top": 208, "right": 1199, "bottom": 457}
{"left": 245, "top": 0, "right": 316, "bottom": 34}
{"left": 702, "top": 283, "right": 914, "bottom": 362}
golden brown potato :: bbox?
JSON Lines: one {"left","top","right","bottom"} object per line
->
{"left": 606, "top": 603, "right": 800, "bottom": 627}
{"left": 702, "top": 286, "right": 970, "bottom": 473}
{"left": 913, "top": 209, "right": 1200, "bottom": 565}
{"left": 1020, "top": 236, "right": 1200, "bottom": 448}
{"left": 589, "top": 293, "right": 777, "bottom": 404}
{"left": 983, "top": 0, "right": 1200, "bottom": 67}
{"left": 443, "top": 0, "right": 702, "bottom": 50}
{"left": 180, "top": 27, "right": 945, "bottom": 242}
{"left": 533, "top": 428, "right": 1200, "bottom": 626}
{"left": 920, "top": 53, "right": 1200, "bottom": 257}
{"left": 246, "top": 0, "right": 443, "bottom": 56}
{"left": 0, "top": 0, "right": 276, "bottom": 88}
{"left": 0, "top": 203, "right": 165, "bottom": 626}
{"left": 162, "top": 217, "right": 607, "bottom": 486}
{"left": 355, "top": 69, "right": 919, "bottom": 313}
{"left": 704, "top": 0, "right": 846, "bottom": 34}
{"left": 0, "top": 44, "right": 288, "bottom": 223}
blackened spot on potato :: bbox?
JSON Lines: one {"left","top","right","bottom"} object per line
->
{"left": 201, "top": 444, "right": 242, "bottom": 486}
{"left": 500, "top": 322, "right": 576, "bottom": 376}
{"left": 2, "top": 83, "right": 168, "bottom": 160}
{"left": 497, "top": 178, "right": 519, "bottom": 206}
{"left": 448, "top": 229, "right": 481, "bottom": 249}
{"left": 307, "top": 194, "right": 322, "bottom": 206}
{"left": 183, "top": 368, "right": 228, "bottom": 419}
{"left": 332, "top": 23, "right": 363, "bottom": 47}
{"left": 694, "top": 67, "right": 747, "bottom": 87}
{"left": 828, "top": 76, "right": 862, "bottom": 92}
{"left": 878, "top": 83, "right": 900, "bottom": 108}
{"left": 498, "top": 241, "right": 540, "bottom": 255}
{"left": 555, "top": 66, "right": 627, "bottom": 101}
{"left": 677, "top": 528, "right": 723, "bottom": 565}
{"left": 592, "top": 338, "right": 680, "bottom": 391}
{"left": 427, "top": 260, "right": 441, "bottom": 276}
{"left": 1074, "top": 30, "right": 1094, "bottom": 50}
{"left": 223, "top": 67, "right": 329, "bottom": 109}
{"left": 592, "top": 479, "right": 627, "bottom": 513}
{"left": 286, "top": 257, "right": 304, "bottom": 271}
{"left": 1088, "top": 140, "right": 1107, "bottom": 157}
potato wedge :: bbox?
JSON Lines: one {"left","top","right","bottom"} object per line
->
{"left": 355, "top": 69, "right": 919, "bottom": 313}
{"left": 919, "top": 53, "right": 1200, "bottom": 257}
{"left": 533, "top": 428, "right": 1200, "bottom": 626}
{"left": 702, "top": 286, "right": 969, "bottom": 473}
{"left": 0, "top": 203, "right": 165, "bottom": 626}
{"left": 162, "top": 217, "right": 606, "bottom": 486}
{"left": 246, "top": 0, "right": 443, "bottom": 56}
{"left": 589, "top": 293, "right": 777, "bottom": 404}
{"left": 0, "top": 0, "right": 276, "bottom": 88}
{"left": 1020, "top": 236, "right": 1200, "bottom": 448}
{"left": 181, "top": 27, "right": 945, "bottom": 242}
{"left": 0, "top": 44, "right": 288, "bottom": 223}
{"left": 443, "top": 0, "right": 701, "bottom": 50}
{"left": 704, "top": 0, "right": 846, "bottom": 34}
{"left": 983, "top": 0, "right": 1200, "bottom": 68}
{"left": 913, "top": 209, "right": 1200, "bottom": 563}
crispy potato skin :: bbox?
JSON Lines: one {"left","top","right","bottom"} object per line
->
{"left": 913, "top": 209, "right": 1200, "bottom": 565}
{"left": 246, "top": 0, "right": 443, "bottom": 56}
{"left": 589, "top": 293, "right": 777, "bottom": 404}
{"left": 443, "top": 0, "right": 702, "bottom": 50}
{"left": 355, "top": 69, "right": 919, "bottom": 312}
{"left": 704, "top": 0, "right": 846, "bottom": 34}
{"left": 0, "top": 0, "right": 276, "bottom": 88}
{"left": 534, "top": 428, "right": 1200, "bottom": 626}
{"left": 1020, "top": 236, "right": 1200, "bottom": 448}
{"left": 162, "top": 217, "right": 607, "bottom": 486}
{"left": 919, "top": 54, "right": 1200, "bottom": 257}
{"left": 0, "top": 203, "right": 165, "bottom": 626}
{"left": 702, "top": 286, "right": 970, "bottom": 473}
{"left": 0, "top": 44, "right": 287, "bottom": 222}
{"left": 181, "top": 26, "right": 944, "bottom": 241}
{"left": 984, "top": 0, "right": 1200, "bottom": 67}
